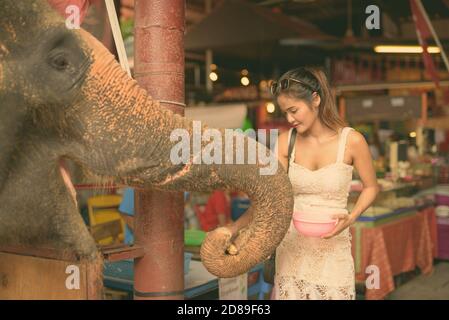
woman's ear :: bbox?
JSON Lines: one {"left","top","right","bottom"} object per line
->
{"left": 312, "top": 92, "right": 321, "bottom": 109}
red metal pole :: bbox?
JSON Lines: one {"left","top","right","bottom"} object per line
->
{"left": 133, "top": 0, "right": 185, "bottom": 300}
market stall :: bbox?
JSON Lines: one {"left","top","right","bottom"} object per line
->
{"left": 350, "top": 205, "right": 437, "bottom": 300}
{"left": 4, "top": 0, "right": 449, "bottom": 302}
{"left": 333, "top": 65, "right": 449, "bottom": 298}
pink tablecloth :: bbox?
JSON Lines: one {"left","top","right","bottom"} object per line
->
{"left": 352, "top": 207, "right": 437, "bottom": 300}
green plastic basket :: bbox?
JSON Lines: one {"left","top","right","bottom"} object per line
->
{"left": 184, "top": 230, "right": 206, "bottom": 246}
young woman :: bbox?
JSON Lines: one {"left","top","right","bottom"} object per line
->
{"left": 268, "top": 67, "right": 379, "bottom": 299}
{"left": 223, "top": 67, "right": 378, "bottom": 299}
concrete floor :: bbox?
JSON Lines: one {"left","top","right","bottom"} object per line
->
{"left": 387, "top": 261, "right": 449, "bottom": 300}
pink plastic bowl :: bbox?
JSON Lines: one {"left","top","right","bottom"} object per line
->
{"left": 293, "top": 217, "right": 338, "bottom": 237}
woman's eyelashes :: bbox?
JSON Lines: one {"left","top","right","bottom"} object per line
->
{"left": 282, "top": 109, "right": 297, "bottom": 118}
{"left": 281, "top": 106, "right": 298, "bottom": 117}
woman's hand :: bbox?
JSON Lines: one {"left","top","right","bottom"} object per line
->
{"left": 321, "top": 214, "right": 356, "bottom": 239}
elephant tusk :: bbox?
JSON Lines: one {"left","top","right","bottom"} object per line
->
{"left": 58, "top": 158, "right": 77, "bottom": 207}
{"left": 154, "top": 160, "right": 194, "bottom": 187}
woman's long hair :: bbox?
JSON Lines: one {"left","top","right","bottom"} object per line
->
{"left": 273, "top": 67, "right": 346, "bottom": 132}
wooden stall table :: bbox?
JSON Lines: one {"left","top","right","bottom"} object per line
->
{"left": 0, "top": 246, "right": 103, "bottom": 300}
{"left": 350, "top": 206, "right": 437, "bottom": 300}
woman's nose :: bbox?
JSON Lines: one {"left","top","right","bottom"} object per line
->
{"left": 286, "top": 113, "right": 295, "bottom": 124}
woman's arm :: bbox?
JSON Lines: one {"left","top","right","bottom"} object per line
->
{"left": 346, "top": 131, "right": 380, "bottom": 222}
{"left": 322, "top": 130, "right": 380, "bottom": 239}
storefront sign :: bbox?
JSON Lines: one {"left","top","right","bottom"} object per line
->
{"left": 345, "top": 95, "right": 421, "bottom": 121}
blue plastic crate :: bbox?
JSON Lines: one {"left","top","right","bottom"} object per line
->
{"left": 184, "top": 252, "right": 193, "bottom": 275}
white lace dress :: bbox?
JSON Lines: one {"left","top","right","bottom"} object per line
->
{"left": 273, "top": 127, "right": 356, "bottom": 300}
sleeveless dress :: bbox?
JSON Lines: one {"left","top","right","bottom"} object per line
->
{"left": 273, "top": 127, "right": 356, "bottom": 300}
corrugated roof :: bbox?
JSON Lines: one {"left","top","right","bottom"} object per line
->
{"left": 185, "top": 0, "right": 335, "bottom": 50}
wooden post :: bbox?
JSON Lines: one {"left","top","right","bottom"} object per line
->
{"left": 416, "top": 0, "right": 449, "bottom": 73}
{"left": 421, "top": 91, "right": 428, "bottom": 125}
{"left": 105, "top": 0, "right": 131, "bottom": 76}
{"left": 133, "top": 0, "right": 185, "bottom": 300}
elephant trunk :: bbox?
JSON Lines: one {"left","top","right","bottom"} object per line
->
{"left": 200, "top": 165, "right": 293, "bottom": 278}
{"left": 76, "top": 30, "right": 294, "bottom": 278}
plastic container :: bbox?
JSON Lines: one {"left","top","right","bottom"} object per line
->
{"left": 184, "top": 252, "right": 193, "bottom": 275}
{"left": 436, "top": 184, "right": 449, "bottom": 195}
{"left": 436, "top": 206, "right": 449, "bottom": 218}
{"left": 292, "top": 211, "right": 338, "bottom": 237}
{"left": 435, "top": 194, "right": 449, "bottom": 206}
{"left": 437, "top": 218, "right": 449, "bottom": 260}
{"left": 231, "top": 197, "right": 250, "bottom": 221}
{"left": 184, "top": 229, "right": 206, "bottom": 247}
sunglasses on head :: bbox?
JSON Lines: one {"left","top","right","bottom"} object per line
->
{"left": 270, "top": 78, "right": 315, "bottom": 96}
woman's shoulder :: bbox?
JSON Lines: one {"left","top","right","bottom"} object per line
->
{"left": 278, "top": 129, "right": 292, "bottom": 142}
{"left": 277, "top": 129, "right": 293, "bottom": 156}
{"left": 346, "top": 128, "right": 369, "bottom": 152}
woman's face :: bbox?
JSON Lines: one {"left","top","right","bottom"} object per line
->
{"left": 277, "top": 93, "right": 320, "bottom": 133}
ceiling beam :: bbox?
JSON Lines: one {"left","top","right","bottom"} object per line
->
{"left": 336, "top": 80, "right": 449, "bottom": 93}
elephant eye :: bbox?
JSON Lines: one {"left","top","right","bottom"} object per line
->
{"left": 49, "top": 52, "right": 69, "bottom": 71}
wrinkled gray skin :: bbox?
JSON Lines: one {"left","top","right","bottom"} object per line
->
{"left": 0, "top": 0, "right": 294, "bottom": 278}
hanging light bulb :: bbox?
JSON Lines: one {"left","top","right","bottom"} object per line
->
{"left": 266, "top": 102, "right": 275, "bottom": 113}
{"left": 209, "top": 71, "right": 218, "bottom": 82}
{"left": 241, "top": 76, "right": 250, "bottom": 86}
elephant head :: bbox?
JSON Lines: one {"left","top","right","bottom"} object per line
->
{"left": 0, "top": 0, "right": 294, "bottom": 278}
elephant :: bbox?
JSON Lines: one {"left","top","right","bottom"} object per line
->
{"left": 0, "top": 0, "right": 294, "bottom": 278}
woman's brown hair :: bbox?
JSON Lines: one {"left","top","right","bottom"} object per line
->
{"left": 272, "top": 67, "right": 346, "bottom": 132}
